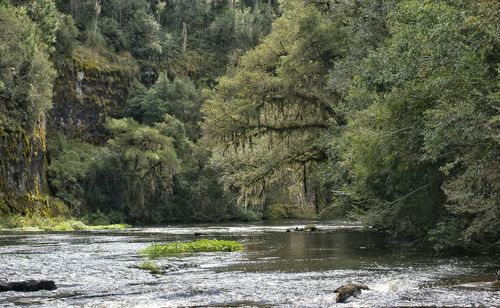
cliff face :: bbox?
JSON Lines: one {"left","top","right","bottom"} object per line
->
{"left": 0, "top": 5, "right": 55, "bottom": 216}
{"left": 0, "top": 114, "right": 49, "bottom": 215}
{"left": 0, "top": 47, "right": 138, "bottom": 215}
{"left": 50, "top": 47, "right": 138, "bottom": 143}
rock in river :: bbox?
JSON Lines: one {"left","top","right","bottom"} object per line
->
{"left": 334, "top": 282, "right": 369, "bottom": 303}
{"left": 0, "top": 280, "right": 57, "bottom": 292}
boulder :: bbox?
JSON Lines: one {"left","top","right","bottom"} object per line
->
{"left": 289, "top": 225, "right": 318, "bottom": 232}
{"left": 0, "top": 280, "right": 57, "bottom": 292}
{"left": 334, "top": 282, "right": 369, "bottom": 303}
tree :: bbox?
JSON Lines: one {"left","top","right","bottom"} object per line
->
{"left": 47, "top": 135, "right": 109, "bottom": 212}
{"left": 0, "top": 5, "right": 55, "bottom": 130}
{"left": 100, "top": 118, "right": 178, "bottom": 222}
{"left": 124, "top": 74, "right": 202, "bottom": 139}
{"left": 48, "top": 118, "right": 179, "bottom": 223}
{"left": 21, "top": 0, "right": 61, "bottom": 53}
{"left": 203, "top": 0, "right": 345, "bottom": 210}
{"left": 342, "top": 0, "right": 499, "bottom": 248}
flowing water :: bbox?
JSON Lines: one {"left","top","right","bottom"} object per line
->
{"left": 0, "top": 220, "right": 499, "bottom": 307}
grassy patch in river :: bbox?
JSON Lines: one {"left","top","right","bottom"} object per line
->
{"left": 141, "top": 239, "right": 244, "bottom": 258}
{"left": 137, "top": 261, "right": 162, "bottom": 274}
{"left": 0, "top": 214, "right": 129, "bottom": 231}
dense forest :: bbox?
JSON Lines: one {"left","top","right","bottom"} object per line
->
{"left": 0, "top": 0, "right": 498, "bottom": 251}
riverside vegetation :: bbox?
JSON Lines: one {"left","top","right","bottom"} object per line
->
{"left": 0, "top": 0, "right": 498, "bottom": 251}
{"left": 0, "top": 213, "right": 129, "bottom": 231}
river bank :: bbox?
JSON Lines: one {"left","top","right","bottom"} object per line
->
{"left": 0, "top": 214, "right": 128, "bottom": 232}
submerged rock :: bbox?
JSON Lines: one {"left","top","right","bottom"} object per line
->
{"left": 0, "top": 280, "right": 57, "bottom": 292}
{"left": 304, "top": 225, "right": 317, "bottom": 232}
{"left": 288, "top": 225, "right": 318, "bottom": 232}
{"left": 334, "top": 282, "right": 369, "bottom": 303}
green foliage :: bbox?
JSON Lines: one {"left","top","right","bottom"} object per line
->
{"left": 72, "top": 45, "right": 138, "bottom": 75}
{"left": 203, "top": 0, "right": 499, "bottom": 250}
{"left": 3, "top": 0, "right": 276, "bottom": 224}
{"left": 203, "top": 0, "right": 344, "bottom": 210}
{"left": 0, "top": 4, "right": 55, "bottom": 130}
{"left": 208, "top": 5, "right": 273, "bottom": 51}
{"left": 24, "top": 0, "right": 60, "bottom": 53}
{"left": 141, "top": 239, "right": 244, "bottom": 258}
{"left": 123, "top": 72, "right": 240, "bottom": 222}
{"left": 48, "top": 134, "right": 109, "bottom": 211}
{"left": 48, "top": 121, "right": 179, "bottom": 224}
{"left": 264, "top": 203, "right": 317, "bottom": 220}
{"left": 47, "top": 115, "right": 239, "bottom": 224}
{"left": 84, "top": 209, "right": 126, "bottom": 225}
{"left": 105, "top": 118, "right": 178, "bottom": 177}
{"left": 94, "top": 118, "right": 179, "bottom": 223}
{"left": 54, "top": 13, "right": 79, "bottom": 55}
{"left": 340, "top": 0, "right": 499, "bottom": 247}
{"left": 125, "top": 74, "right": 202, "bottom": 138}
{"left": 5, "top": 0, "right": 496, "bottom": 252}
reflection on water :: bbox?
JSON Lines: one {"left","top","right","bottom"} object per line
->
{"left": 234, "top": 231, "right": 392, "bottom": 272}
{"left": 0, "top": 220, "right": 498, "bottom": 307}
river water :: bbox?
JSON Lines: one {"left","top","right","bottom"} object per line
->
{"left": 0, "top": 220, "right": 499, "bottom": 307}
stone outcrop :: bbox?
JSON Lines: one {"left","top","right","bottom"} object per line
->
{"left": 0, "top": 113, "right": 49, "bottom": 214}
{"left": 334, "top": 282, "right": 369, "bottom": 303}
{"left": 50, "top": 47, "right": 138, "bottom": 143}
{"left": 0, "top": 280, "right": 57, "bottom": 292}
{"left": 1, "top": 47, "right": 139, "bottom": 215}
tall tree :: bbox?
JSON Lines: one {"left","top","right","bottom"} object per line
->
{"left": 203, "top": 0, "right": 345, "bottom": 209}
{"left": 343, "top": 0, "right": 499, "bottom": 248}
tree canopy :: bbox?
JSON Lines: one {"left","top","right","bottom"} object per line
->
{"left": 203, "top": 0, "right": 500, "bottom": 250}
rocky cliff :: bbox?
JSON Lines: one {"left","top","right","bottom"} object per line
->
{"left": 1, "top": 46, "right": 138, "bottom": 215}
{"left": 0, "top": 114, "right": 49, "bottom": 215}
{"left": 50, "top": 47, "right": 138, "bottom": 143}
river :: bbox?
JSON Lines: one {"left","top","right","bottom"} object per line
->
{"left": 0, "top": 220, "right": 499, "bottom": 307}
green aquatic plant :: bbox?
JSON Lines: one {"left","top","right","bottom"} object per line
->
{"left": 137, "top": 261, "right": 161, "bottom": 274}
{"left": 141, "top": 239, "right": 244, "bottom": 258}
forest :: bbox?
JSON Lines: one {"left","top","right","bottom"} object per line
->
{"left": 0, "top": 0, "right": 498, "bottom": 251}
